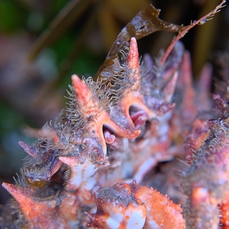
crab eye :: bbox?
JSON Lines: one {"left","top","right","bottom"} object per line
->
{"left": 25, "top": 177, "right": 46, "bottom": 188}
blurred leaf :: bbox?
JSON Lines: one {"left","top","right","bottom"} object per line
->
{"left": 58, "top": 5, "right": 99, "bottom": 78}
{"left": 28, "top": 0, "right": 94, "bottom": 61}
{"left": 98, "top": 2, "right": 120, "bottom": 51}
{"left": 109, "top": 0, "right": 150, "bottom": 22}
{"left": 193, "top": 0, "right": 220, "bottom": 76}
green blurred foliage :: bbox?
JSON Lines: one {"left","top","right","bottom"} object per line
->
{"left": 0, "top": 102, "right": 25, "bottom": 137}
{"left": 0, "top": 1, "right": 27, "bottom": 32}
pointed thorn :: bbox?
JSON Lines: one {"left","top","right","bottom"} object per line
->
{"left": 71, "top": 74, "right": 91, "bottom": 104}
{"left": 18, "top": 141, "right": 40, "bottom": 158}
{"left": 163, "top": 71, "right": 179, "bottom": 102}
{"left": 2, "top": 182, "right": 29, "bottom": 205}
{"left": 127, "top": 37, "right": 140, "bottom": 71}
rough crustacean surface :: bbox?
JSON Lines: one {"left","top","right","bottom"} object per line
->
{"left": 181, "top": 94, "right": 229, "bottom": 229}
{"left": 87, "top": 181, "right": 185, "bottom": 229}
{"left": 0, "top": 1, "right": 228, "bottom": 229}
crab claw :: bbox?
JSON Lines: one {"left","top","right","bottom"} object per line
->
{"left": 87, "top": 181, "right": 185, "bottom": 229}
{"left": 87, "top": 182, "right": 146, "bottom": 229}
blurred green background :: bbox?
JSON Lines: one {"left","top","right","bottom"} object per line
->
{"left": 0, "top": 0, "right": 228, "bottom": 204}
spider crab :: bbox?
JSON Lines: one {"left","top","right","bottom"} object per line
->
{"left": 1, "top": 1, "right": 228, "bottom": 228}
